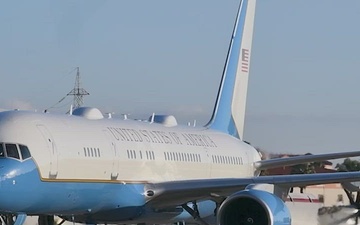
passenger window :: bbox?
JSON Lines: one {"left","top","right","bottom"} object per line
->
{"left": 5, "top": 144, "right": 20, "bottom": 159}
{"left": 19, "top": 145, "right": 31, "bottom": 160}
{"left": 0, "top": 143, "right": 4, "bottom": 157}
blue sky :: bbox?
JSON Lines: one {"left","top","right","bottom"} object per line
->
{"left": 1, "top": 0, "right": 360, "bottom": 156}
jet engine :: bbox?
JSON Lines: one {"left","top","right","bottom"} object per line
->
{"left": 217, "top": 189, "right": 291, "bottom": 225}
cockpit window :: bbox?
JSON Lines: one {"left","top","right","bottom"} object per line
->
{"left": 0, "top": 143, "right": 4, "bottom": 157}
{"left": 19, "top": 145, "right": 31, "bottom": 160}
{"left": 5, "top": 144, "right": 20, "bottom": 160}
{"left": 0, "top": 142, "right": 31, "bottom": 160}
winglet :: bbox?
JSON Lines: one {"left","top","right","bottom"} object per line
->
{"left": 206, "top": 0, "right": 256, "bottom": 139}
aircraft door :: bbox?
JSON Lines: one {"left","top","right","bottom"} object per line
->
{"left": 36, "top": 125, "right": 58, "bottom": 178}
{"left": 103, "top": 130, "right": 119, "bottom": 180}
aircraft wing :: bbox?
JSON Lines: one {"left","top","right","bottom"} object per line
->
{"left": 254, "top": 150, "right": 360, "bottom": 170}
{"left": 145, "top": 171, "right": 360, "bottom": 208}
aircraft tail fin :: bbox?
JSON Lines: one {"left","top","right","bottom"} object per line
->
{"left": 207, "top": 0, "right": 256, "bottom": 139}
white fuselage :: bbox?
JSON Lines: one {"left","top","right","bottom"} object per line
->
{"left": 0, "top": 110, "right": 260, "bottom": 183}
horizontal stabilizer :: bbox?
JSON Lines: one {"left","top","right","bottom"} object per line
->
{"left": 254, "top": 151, "right": 360, "bottom": 171}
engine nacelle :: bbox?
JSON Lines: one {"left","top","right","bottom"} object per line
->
{"left": 217, "top": 189, "right": 291, "bottom": 225}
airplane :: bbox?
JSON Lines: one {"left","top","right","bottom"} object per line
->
{"left": 17, "top": 187, "right": 359, "bottom": 225}
{"left": 2, "top": 0, "right": 360, "bottom": 225}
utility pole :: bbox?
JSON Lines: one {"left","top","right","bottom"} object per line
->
{"left": 67, "top": 67, "right": 89, "bottom": 109}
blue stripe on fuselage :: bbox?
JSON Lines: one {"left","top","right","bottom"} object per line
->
{"left": 0, "top": 158, "right": 219, "bottom": 224}
{"left": 0, "top": 158, "right": 146, "bottom": 220}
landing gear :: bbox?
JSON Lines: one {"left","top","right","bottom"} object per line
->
{"left": 181, "top": 201, "right": 209, "bottom": 225}
{"left": 0, "top": 214, "right": 26, "bottom": 225}
{"left": 173, "top": 222, "right": 186, "bottom": 225}
{"left": 38, "top": 215, "right": 65, "bottom": 225}
{"left": 38, "top": 215, "right": 54, "bottom": 225}
{"left": 0, "top": 214, "right": 14, "bottom": 225}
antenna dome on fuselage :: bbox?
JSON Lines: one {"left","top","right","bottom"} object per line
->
{"left": 149, "top": 115, "right": 178, "bottom": 127}
{"left": 72, "top": 107, "right": 104, "bottom": 120}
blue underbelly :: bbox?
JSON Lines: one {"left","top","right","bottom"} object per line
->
{"left": 0, "top": 158, "right": 146, "bottom": 218}
{"left": 0, "top": 158, "right": 216, "bottom": 224}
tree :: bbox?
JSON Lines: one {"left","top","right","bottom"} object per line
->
{"left": 290, "top": 154, "right": 323, "bottom": 193}
{"left": 290, "top": 153, "right": 323, "bottom": 174}
{"left": 290, "top": 163, "right": 315, "bottom": 174}
{"left": 336, "top": 158, "right": 360, "bottom": 172}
